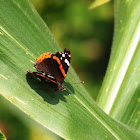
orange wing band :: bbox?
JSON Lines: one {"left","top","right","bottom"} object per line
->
{"left": 35, "top": 52, "right": 52, "bottom": 64}
{"left": 35, "top": 73, "right": 57, "bottom": 83}
{"left": 53, "top": 56, "right": 66, "bottom": 77}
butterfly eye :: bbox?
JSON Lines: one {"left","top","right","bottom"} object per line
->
{"left": 34, "top": 62, "right": 38, "bottom": 66}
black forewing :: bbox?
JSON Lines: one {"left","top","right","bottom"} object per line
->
{"left": 55, "top": 48, "right": 71, "bottom": 75}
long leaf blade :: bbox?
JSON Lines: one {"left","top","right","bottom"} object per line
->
{"left": 0, "top": 0, "right": 139, "bottom": 139}
{"left": 97, "top": 0, "right": 140, "bottom": 131}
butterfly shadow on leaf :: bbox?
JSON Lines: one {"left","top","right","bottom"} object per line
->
{"left": 26, "top": 72, "right": 75, "bottom": 105}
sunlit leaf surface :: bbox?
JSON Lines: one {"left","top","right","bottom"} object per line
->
{"left": 89, "top": 0, "right": 110, "bottom": 9}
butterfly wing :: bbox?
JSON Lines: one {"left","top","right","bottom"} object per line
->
{"left": 35, "top": 48, "right": 71, "bottom": 84}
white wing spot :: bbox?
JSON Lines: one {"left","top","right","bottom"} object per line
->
{"left": 47, "top": 74, "right": 55, "bottom": 79}
{"left": 42, "top": 72, "right": 46, "bottom": 76}
{"left": 64, "top": 59, "right": 70, "bottom": 66}
{"left": 62, "top": 53, "right": 65, "bottom": 58}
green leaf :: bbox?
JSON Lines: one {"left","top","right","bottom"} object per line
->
{"left": 97, "top": 0, "right": 140, "bottom": 131}
{"left": 89, "top": 0, "right": 111, "bottom": 9}
{"left": 0, "top": 131, "right": 6, "bottom": 140}
{"left": 0, "top": 0, "right": 140, "bottom": 139}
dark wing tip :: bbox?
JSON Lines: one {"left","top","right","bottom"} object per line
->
{"left": 64, "top": 48, "right": 71, "bottom": 54}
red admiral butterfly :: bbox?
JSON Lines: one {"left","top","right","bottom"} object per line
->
{"left": 27, "top": 48, "right": 71, "bottom": 91}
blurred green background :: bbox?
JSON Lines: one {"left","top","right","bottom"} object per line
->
{"left": 0, "top": 0, "right": 113, "bottom": 139}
